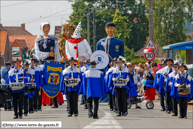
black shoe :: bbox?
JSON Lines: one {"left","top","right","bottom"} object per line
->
{"left": 93, "top": 116, "right": 99, "bottom": 119}
{"left": 172, "top": 113, "right": 178, "bottom": 116}
{"left": 80, "top": 102, "right": 84, "bottom": 105}
{"left": 122, "top": 112, "right": 128, "bottom": 116}
{"left": 19, "top": 116, "right": 22, "bottom": 119}
{"left": 166, "top": 111, "right": 171, "bottom": 114}
{"left": 29, "top": 111, "right": 34, "bottom": 114}
{"left": 135, "top": 106, "right": 141, "bottom": 109}
{"left": 51, "top": 106, "right": 58, "bottom": 108}
{"left": 59, "top": 104, "right": 62, "bottom": 105}
{"left": 84, "top": 107, "right": 88, "bottom": 109}
{"left": 13, "top": 116, "right": 18, "bottom": 119}
{"left": 74, "top": 114, "right": 78, "bottom": 117}
{"left": 161, "top": 109, "right": 165, "bottom": 111}
{"left": 68, "top": 114, "right": 72, "bottom": 117}
{"left": 24, "top": 114, "right": 28, "bottom": 116}
{"left": 184, "top": 116, "right": 187, "bottom": 119}
{"left": 34, "top": 109, "right": 38, "bottom": 112}
{"left": 110, "top": 109, "right": 113, "bottom": 111}
{"left": 88, "top": 114, "right": 93, "bottom": 118}
{"left": 38, "top": 109, "right": 42, "bottom": 111}
{"left": 117, "top": 114, "right": 121, "bottom": 117}
{"left": 179, "top": 116, "right": 184, "bottom": 118}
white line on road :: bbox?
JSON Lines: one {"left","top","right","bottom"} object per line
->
{"left": 82, "top": 109, "right": 122, "bottom": 129}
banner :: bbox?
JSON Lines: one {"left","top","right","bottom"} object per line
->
{"left": 43, "top": 61, "right": 65, "bottom": 98}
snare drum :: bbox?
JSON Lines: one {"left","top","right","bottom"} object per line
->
{"left": 11, "top": 83, "right": 25, "bottom": 90}
{"left": 25, "top": 83, "right": 36, "bottom": 92}
{"left": 178, "top": 84, "right": 190, "bottom": 95}
{"left": 113, "top": 79, "right": 127, "bottom": 87}
{"left": 65, "top": 79, "right": 78, "bottom": 87}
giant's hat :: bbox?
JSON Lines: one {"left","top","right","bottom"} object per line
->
{"left": 71, "top": 21, "right": 81, "bottom": 39}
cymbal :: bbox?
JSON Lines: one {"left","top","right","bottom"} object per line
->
{"left": 19, "top": 76, "right": 28, "bottom": 79}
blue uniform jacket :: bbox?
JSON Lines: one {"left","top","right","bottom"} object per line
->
{"left": 80, "top": 68, "right": 109, "bottom": 98}
{"left": 60, "top": 66, "right": 80, "bottom": 95}
{"left": 5, "top": 68, "right": 26, "bottom": 93}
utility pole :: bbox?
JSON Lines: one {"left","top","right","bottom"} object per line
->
{"left": 87, "top": 13, "right": 90, "bottom": 45}
{"left": 116, "top": 0, "right": 118, "bottom": 9}
{"left": 93, "top": 8, "right": 96, "bottom": 51}
{"left": 148, "top": 0, "right": 154, "bottom": 41}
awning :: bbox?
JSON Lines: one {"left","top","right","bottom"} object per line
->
{"left": 162, "top": 41, "right": 193, "bottom": 50}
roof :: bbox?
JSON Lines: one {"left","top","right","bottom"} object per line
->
{"left": 162, "top": 41, "right": 193, "bottom": 50}
{"left": 15, "top": 39, "right": 28, "bottom": 48}
{"left": 2, "top": 26, "right": 32, "bottom": 36}
{"left": 0, "top": 31, "right": 8, "bottom": 56}
{"left": 9, "top": 35, "right": 37, "bottom": 50}
{"left": 135, "top": 44, "right": 165, "bottom": 58}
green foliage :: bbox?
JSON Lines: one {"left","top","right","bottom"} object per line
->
{"left": 67, "top": 0, "right": 149, "bottom": 51}
{"left": 178, "top": 50, "right": 186, "bottom": 64}
{"left": 144, "top": 0, "right": 193, "bottom": 47}
{"left": 130, "top": 57, "right": 147, "bottom": 64}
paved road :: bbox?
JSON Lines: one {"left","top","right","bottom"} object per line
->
{"left": 0, "top": 100, "right": 192, "bottom": 129}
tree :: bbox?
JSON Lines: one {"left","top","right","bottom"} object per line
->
{"left": 144, "top": 0, "right": 193, "bottom": 47}
{"left": 67, "top": 0, "right": 149, "bottom": 51}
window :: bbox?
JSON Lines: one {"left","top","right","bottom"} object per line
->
{"left": 12, "top": 47, "right": 20, "bottom": 53}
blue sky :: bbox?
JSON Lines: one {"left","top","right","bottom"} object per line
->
{"left": 1, "top": 0, "right": 74, "bottom": 35}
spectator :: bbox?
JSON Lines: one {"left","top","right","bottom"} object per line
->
{"left": 157, "top": 59, "right": 164, "bottom": 69}
{"left": 136, "top": 63, "right": 144, "bottom": 95}
{"left": 150, "top": 62, "right": 159, "bottom": 100}
{"left": 175, "top": 55, "right": 183, "bottom": 64}
{"left": 2, "top": 62, "right": 11, "bottom": 81}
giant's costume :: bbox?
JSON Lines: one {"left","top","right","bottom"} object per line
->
{"left": 65, "top": 22, "right": 92, "bottom": 62}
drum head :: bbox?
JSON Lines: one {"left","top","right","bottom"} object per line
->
{"left": 90, "top": 50, "right": 109, "bottom": 69}
{"left": 178, "top": 92, "right": 190, "bottom": 95}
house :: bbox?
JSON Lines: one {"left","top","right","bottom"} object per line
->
{"left": 0, "top": 30, "right": 12, "bottom": 66}
{"left": 135, "top": 44, "right": 165, "bottom": 59}
{"left": 54, "top": 26, "right": 62, "bottom": 37}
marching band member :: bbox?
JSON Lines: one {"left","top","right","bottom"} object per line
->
{"left": 96, "top": 22, "right": 124, "bottom": 73}
{"left": 23, "top": 61, "right": 35, "bottom": 115}
{"left": 80, "top": 60, "right": 89, "bottom": 109}
{"left": 108, "top": 57, "right": 129, "bottom": 116}
{"left": 107, "top": 62, "right": 116, "bottom": 111}
{"left": 5, "top": 58, "right": 25, "bottom": 119}
{"left": 167, "top": 62, "right": 179, "bottom": 116}
{"left": 127, "top": 63, "right": 140, "bottom": 109}
{"left": 60, "top": 57, "right": 81, "bottom": 117}
{"left": 173, "top": 63, "right": 193, "bottom": 119}
{"left": 154, "top": 59, "right": 174, "bottom": 113}
{"left": 143, "top": 63, "right": 155, "bottom": 105}
{"left": 30, "top": 58, "right": 43, "bottom": 111}
{"left": 81, "top": 61, "right": 109, "bottom": 119}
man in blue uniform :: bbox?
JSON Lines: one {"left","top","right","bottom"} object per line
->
{"left": 96, "top": 22, "right": 124, "bottom": 73}
{"left": 2, "top": 62, "right": 12, "bottom": 111}
{"left": 5, "top": 58, "right": 25, "bottom": 119}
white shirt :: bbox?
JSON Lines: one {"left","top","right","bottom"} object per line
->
{"left": 65, "top": 39, "right": 92, "bottom": 62}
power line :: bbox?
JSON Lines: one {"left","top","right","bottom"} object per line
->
{"left": 1, "top": 0, "right": 37, "bottom": 8}
{"left": 23, "top": 7, "right": 71, "bottom": 24}
{"left": 2, "top": 13, "right": 70, "bottom": 24}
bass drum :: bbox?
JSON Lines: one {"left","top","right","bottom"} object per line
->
{"left": 90, "top": 50, "right": 109, "bottom": 69}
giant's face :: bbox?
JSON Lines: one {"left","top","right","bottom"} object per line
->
{"left": 65, "top": 27, "right": 74, "bottom": 39}
{"left": 43, "top": 24, "right": 50, "bottom": 35}
{"left": 105, "top": 26, "right": 116, "bottom": 37}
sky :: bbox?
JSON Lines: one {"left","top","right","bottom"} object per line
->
{"left": 1, "top": 0, "right": 74, "bottom": 35}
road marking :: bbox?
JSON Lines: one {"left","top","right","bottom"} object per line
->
{"left": 82, "top": 109, "right": 122, "bottom": 129}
